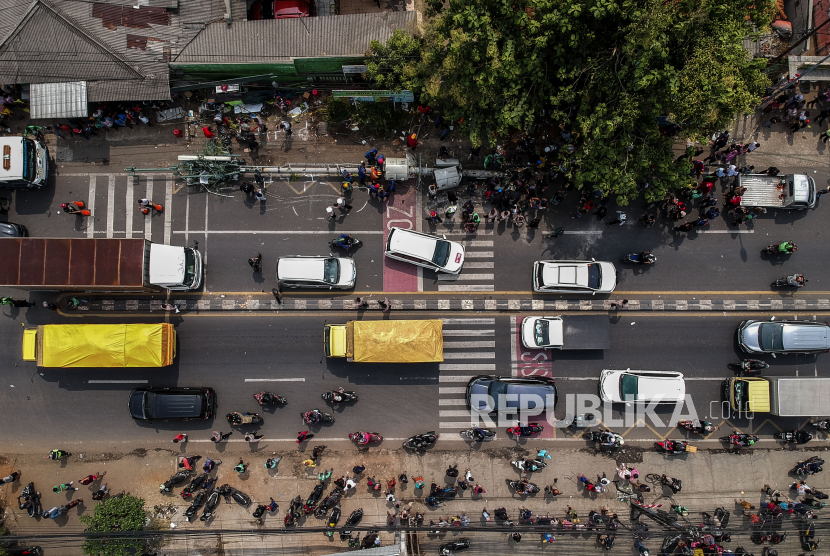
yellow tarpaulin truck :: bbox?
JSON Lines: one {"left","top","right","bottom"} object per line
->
{"left": 324, "top": 320, "right": 443, "bottom": 363}
{"left": 723, "top": 376, "right": 830, "bottom": 417}
{"left": 22, "top": 323, "right": 176, "bottom": 367}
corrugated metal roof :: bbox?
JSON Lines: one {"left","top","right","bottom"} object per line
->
{"left": 0, "top": 0, "right": 36, "bottom": 45}
{"left": 0, "top": 0, "right": 143, "bottom": 84}
{"left": 174, "top": 12, "right": 416, "bottom": 63}
{"left": 91, "top": 2, "right": 170, "bottom": 29}
{"left": 30, "top": 81, "right": 88, "bottom": 119}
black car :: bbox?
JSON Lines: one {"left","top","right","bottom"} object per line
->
{"left": 466, "top": 375, "right": 557, "bottom": 414}
{"left": 0, "top": 222, "right": 28, "bottom": 237}
{"left": 129, "top": 387, "right": 216, "bottom": 421}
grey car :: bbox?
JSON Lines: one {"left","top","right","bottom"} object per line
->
{"left": 738, "top": 319, "right": 830, "bottom": 355}
{"left": 0, "top": 222, "right": 28, "bottom": 237}
{"left": 466, "top": 375, "right": 557, "bottom": 414}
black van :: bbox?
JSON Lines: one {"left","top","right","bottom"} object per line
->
{"left": 129, "top": 387, "right": 216, "bottom": 421}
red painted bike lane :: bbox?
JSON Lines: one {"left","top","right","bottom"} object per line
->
{"left": 382, "top": 179, "right": 419, "bottom": 292}
{"left": 512, "top": 315, "right": 557, "bottom": 438}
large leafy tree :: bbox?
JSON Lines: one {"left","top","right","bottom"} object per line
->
{"left": 80, "top": 495, "right": 146, "bottom": 556}
{"left": 369, "top": 0, "right": 776, "bottom": 203}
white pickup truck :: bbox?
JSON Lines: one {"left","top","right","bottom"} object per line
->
{"left": 738, "top": 174, "right": 816, "bottom": 209}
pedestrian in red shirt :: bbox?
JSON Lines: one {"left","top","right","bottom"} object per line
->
{"left": 202, "top": 126, "right": 215, "bottom": 138}
{"left": 173, "top": 129, "right": 183, "bottom": 138}
{"left": 407, "top": 133, "right": 418, "bottom": 150}
{"left": 173, "top": 433, "right": 187, "bottom": 443}
{"left": 79, "top": 472, "right": 104, "bottom": 486}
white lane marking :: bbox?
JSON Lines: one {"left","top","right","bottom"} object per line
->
{"left": 439, "top": 375, "right": 477, "bottom": 382}
{"left": 440, "top": 410, "right": 472, "bottom": 417}
{"left": 439, "top": 285, "right": 495, "bottom": 291}
{"left": 685, "top": 377, "right": 731, "bottom": 381}
{"left": 445, "top": 231, "right": 494, "bottom": 236}
{"left": 106, "top": 174, "right": 115, "bottom": 238}
{"left": 164, "top": 176, "right": 173, "bottom": 245}
{"left": 439, "top": 363, "right": 495, "bottom": 371}
{"left": 144, "top": 177, "right": 153, "bottom": 241}
{"left": 185, "top": 194, "right": 189, "bottom": 244}
{"left": 464, "top": 262, "right": 494, "bottom": 269}
{"left": 510, "top": 315, "right": 517, "bottom": 378}
{"left": 464, "top": 252, "right": 494, "bottom": 258}
{"left": 562, "top": 231, "right": 603, "bottom": 235}
{"left": 443, "top": 329, "right": 495, "bottom": 337}
{"left": 440, "top": 422, "right": 476, "bottom": 429}
{"left": 437, "top": 274, "right": 495, "bottom": 281}
{"left": 399, "top": 376, "right": 439, "bottom": 381}
{"left": 244, "top": 378, "right": 306, "bottom": 382}
{"left": 125, "top": 175, "right": 134, "bottom": 239}
{"left": 443, "top": 341, "right": 495, "bottom": 349}
{"left": 87, "top": 175, "right": 96, "bottom": 239}
{"left": 443, "top": 352, "right": 495, "bottom": 360}
{"left": 460, "top": 240, "right": 494, "bottom": 247}
{"left": 696, "top": 230, "right": 754, "bottom": 234}
{"left": 89, "top": 379, "right": 148, "bottom": 383}
{"left": 173, "top": 230, "right": 386, "bottom": 235}
{"left": 443, "top": 318, "right": 495, "bottom": 325}
{"left": 439, "top": 399, "right": 467, "bottom": 406}
{"left": 439, "top": 387, "right": 466, "bottom": 394}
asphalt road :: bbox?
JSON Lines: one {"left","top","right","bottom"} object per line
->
{"left": 3, "top": 160, "right": 828, "bottom": 295}
{"left": 1, "top": 312, "right": 827, "bottom": 452}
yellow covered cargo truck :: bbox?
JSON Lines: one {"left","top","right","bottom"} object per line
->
{"left": 22, "top": 323, "right": 176, "bottom": 367}
{"left": 324, "top": 320, "right": 443, "bottom": 363}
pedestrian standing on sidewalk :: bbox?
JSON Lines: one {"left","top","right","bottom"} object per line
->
{"left": 1, "top": 471, "right": 20, "bottom": 485}
{"left": 244, "top": 432, "right": 264, "bottom": 442}
{"left": 334, "top": 197, "right": 352, "bottom": 211}
{"left": 297, "top": 431, "right": 314, "bottom": 444}
{"left": 211, "top": 431, "right": 232, "bottom": 442}
{"left": 378, "top": 297, "right": 391, "bottom": 313}
{"left": 326, "top": 207, "right": 336, "bottom": 221}
{"left": 473, "top": 484, "right": 485, "bottom": 494}
{"left": 609, "top": 299, "right": 629, "bottom": 310}
{"left": 353, "top": 463, "right": 366, "bottom": 474}
{"left": 358, "top": 162, "right": 367, "bottom": 185}
{"left": 53, "top": 482, "right": 77, "bottom": 493}
{"left": 272, "top": 281, "right": 283, "bottom": 304}
{"left": 173, "top": 433, "right": 187, "bottom": 444}
{"left": 234, "top": 459, "right": 248, "bottom": 473}
{"left": 254, "top": 188, "right": 266, "bottom": 203}
{"left": 202, "top": 126, "right": 215, "bottom": 138}
{"left": 446, "top": 465, "right": 459, "bottom": 478}
{"left": 138, "top": 198, "right": 163, "bottom": 215}
{"left": 79, "top": 472, "right": 104, "bottom": 486}
{"left": 91, "top": 484, "right": 109, "bottom": 501}
{"left": 407, "top": 133, "right": 418, "bottom": 150}
{"left": 42, "top": 301, "right": 58, "bottom": 311}
{"left": 352, "top": 297, "right": 369, "bottom": 309}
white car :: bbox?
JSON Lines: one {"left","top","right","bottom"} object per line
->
{"left": 276, "top": 256, "right": 356, "bottom": 289}
{"left": 385, "top": 227, "right": 465, "bottom": 274}
{"left": 533, "top": 260, "right": 617, "bottom": 294}
{"left": 599, "top": 370, "right": 686, "bottom": 404}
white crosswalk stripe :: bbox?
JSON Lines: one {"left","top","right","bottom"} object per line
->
{"left": 439, "top": 240, "right": 494, "bottom": 291}
{"left": 86, "top": 173, "right": 174, "bottom": 244}
{"left": 437, "top": 317, "right": 500, "bottom": 430}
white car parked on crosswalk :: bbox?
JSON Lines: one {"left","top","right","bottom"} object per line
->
{"left": 385, "top": 227, "right": 465, "bottom": 274}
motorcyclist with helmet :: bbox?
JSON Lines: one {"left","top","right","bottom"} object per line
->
{"left": 778, "top": 241, "right": 796, "bottom": 254}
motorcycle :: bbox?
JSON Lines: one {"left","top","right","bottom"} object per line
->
{"left": 181, "top": 472, "right": 208, "bottom": 498}
{"left": 322, "top": 388, "right": 358, "bottom": 404}
{"left": 655, "top": 440, "right": 692, "bottom": 455}
{"left": 226, "top": 412, "right": 264, "bottom": 426}
{"left": 459, "top": 428, "right": 495, "bottom": 441}
{"left": 254, "top": 391, "right": 287, "bottom": 405}
{"left": 325, "top": 505, "right": 341, "bottom": 537}
{"left": 349, "top": 432, "right": 383, "bottom": 445}
{"left": 677, "top": 420, "right": 719, "bottom": 434}
{"left": 506, "top": 423, "right": 544, "bottom": 437}
{"left": 200, "top": 489, "right": 221, "bottom": 521}
{"left": 403, "top": 431, "right": 438, "bottom": 451}
{"left": 304, "top": 483, "right": 325, "bottom": 514}
{"left": 721, "top": 431, "right": 758, "bottom": 447}
{"left": 18, "top": 482, "right": 41, "bottom": 519}
{"left": 508, "top": 480, "right": 540, "bottom": 495}
{"left": 317, "top": 488, "right": 343, "bottom": 517}
{"left": 284, "top": 495, "right": 302, "bottom": 527}
{"left": 302, "top": 410, "right": 334, "bottom": 425}
{"left": 160, "top": 470, "right": 191, "bottom": 493}
{"left": 811, "top": 419, "right": 830, "bottom": 431}
{"left": 511, "top": 459, "right": 546, "bottom": 472}
{"left": 184, "top": 490, "right": 207, "bottom": 522}
{"left": 430, "top": 486, "right": 458, "bottom": 501}
{"left": 329, "top": 236, "right": 363, "bottom": 252}
{"left": 775, "top": 429, "right": 813, "bottom": 444}
{"left": 219, "top": 484, "right": 251, "bottom": 507}
{"left": 563, "top": 413, "right": 595, "bottom": 428}
{"left": 728, "top": 359, "right": 769, "bottom": 376}
{"left": 791, "top": 456, "right": 824, "bottom": 476}
{"left": 771, "top": 274, "right": 808, "bottom": 288}
{"left": 763, "top": 242, "right": 797, "bottom": 256}
{"left": 440, "top": 538, "right": 471, "bottom": 555}
{"left": 584, "top": 430, "right": 624, "bottom": 450}
{"left": 340, "top": 508, "right": 363, "bottom": 539}
{"left": 622, "top": 252, "right": 657, "bottom": 265}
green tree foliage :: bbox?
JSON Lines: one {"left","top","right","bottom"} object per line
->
{"left": 367, "top": 29, "right": 423, "bottom": 92}
{"left": 80, "top": 495, "right": 146, "bottom": 556}
{"left": 380, "top": 0, "right": 776, "bottom": 203}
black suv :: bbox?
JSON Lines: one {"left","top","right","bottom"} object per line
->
{"left": 129, "top": 387, "right": 216, "bottom": 421}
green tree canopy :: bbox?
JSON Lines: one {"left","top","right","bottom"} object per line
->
{"left": 370, "top": 0, "right": 776, "bottom": 203}
{"left": 80, "top": 495, "right": 146, "bottom": 556}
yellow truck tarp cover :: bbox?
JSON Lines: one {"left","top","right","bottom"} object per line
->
{"left": 38, "top": 323, "right": 175, "bottom": 367}
{"left": 740, "top": 378, "right": 771, "bottom": 413}
{"left": 348, "top": 319, "right": 443, "bottom": 363}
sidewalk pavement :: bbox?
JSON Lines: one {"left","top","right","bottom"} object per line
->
{"left": 0, "top": 444, "right": 826, "bottom": 555}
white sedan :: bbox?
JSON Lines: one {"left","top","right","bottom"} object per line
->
{"left": 532, "top": 260, "right": 617, "bottom": 294}
{"left": 599, "top": 370, "right": 686, "bottom": 404}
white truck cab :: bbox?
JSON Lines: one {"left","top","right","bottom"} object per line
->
{"left": 149, "top": 244, "right": 203, "bottom": 290}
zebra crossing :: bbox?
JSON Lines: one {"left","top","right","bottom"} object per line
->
{"left": 438, "top": 317, "right": 497, "bottom": 430}
{"left": 436, "top": 239, "right": 495, "bottom": 291}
